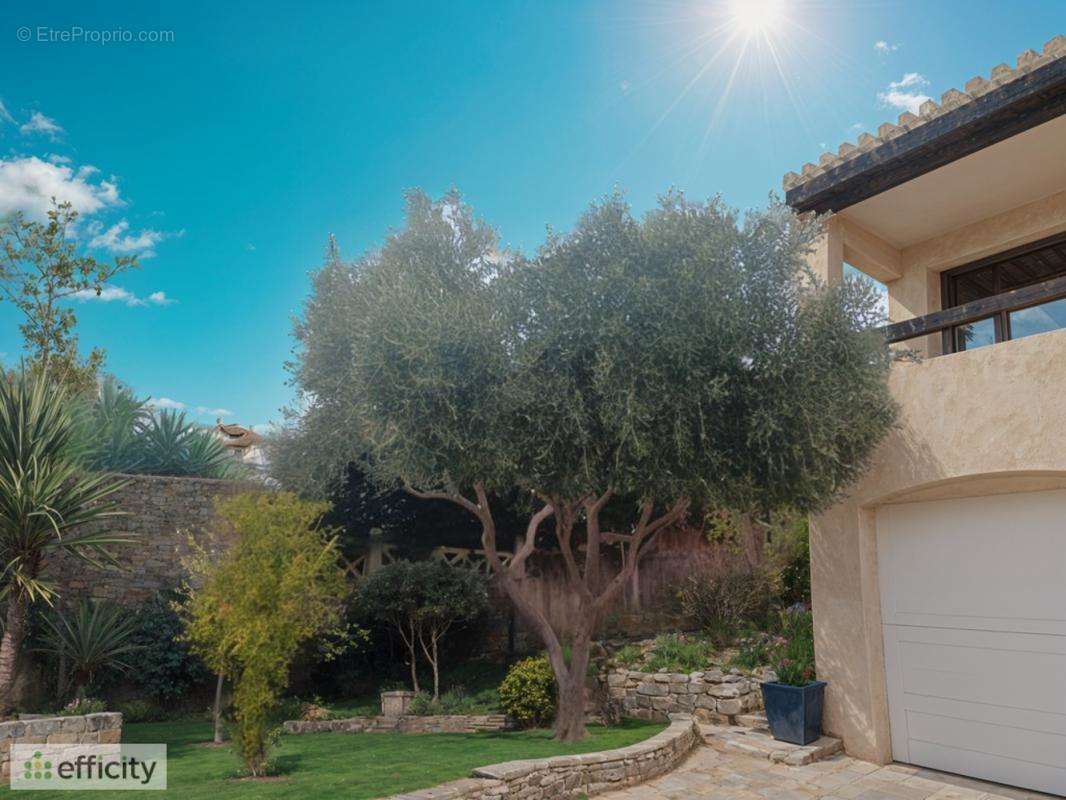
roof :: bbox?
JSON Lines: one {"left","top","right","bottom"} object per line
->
{"left": 215, "top": 421, "right": 263, "bottom": 449}
{"left": 784, "top": 35, "right": 1066, "bottom": 215}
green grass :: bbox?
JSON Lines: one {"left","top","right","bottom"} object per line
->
{"left": 2, "top": 718, "right": 665, "bottom": 799}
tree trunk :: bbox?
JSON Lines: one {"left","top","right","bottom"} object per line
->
{"left": 553, "top": 625, "right": 592, "bottom": 742}
{"left": 430, "top": 634, "right": 439, "bottom": 702}
{"left": 0, "top": 595, "right": 27, "bottom": 717}
{"left": 212, "top": 673, "right": 225, "bottom": 744}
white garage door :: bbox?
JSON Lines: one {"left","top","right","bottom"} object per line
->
{"left": 877, "top": 488, "right": 1066, "bottom": 795}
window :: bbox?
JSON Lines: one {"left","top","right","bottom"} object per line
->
{"left": 941, "top": 232, "right": 1066, "bottom": 353}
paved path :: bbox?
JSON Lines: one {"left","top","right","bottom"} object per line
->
{"left": 599, "top": 745, "right": 1055, "bottom": 800}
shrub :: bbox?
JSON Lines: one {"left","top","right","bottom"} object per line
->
{"left": 180, "top": 492, "right": 347, "bottom": 776}
{"left": 643, "top": 634, "right": 717, "bottom": 673}
{"left": 612, "top": 644, "right": 644, "bottom": 669}
{"left": 498, "top": 656, "right": 556, "bottom": 727}
{"left": 408, "top": 685, "right": 499, "bottom": 716}
{"left": 118, "top": 699, "right": 167, "bottom": 723}
{"left": 37, "top": 600, "right": 140, "bottom": 700}
{"left": 299, "top": 700, "right": 334, "bottom": 722}
{"left": 58, "top": 696, "right": 106, "bottom": 716}
{"left": 356, "top": 560, "right": 489, "bottom": 701}
{"left": 774, "top": 517, "right": 811, "bottom": 607}
{"left": 678, "top": 567, "right": 779, "bottom": 643}
{"left": 129, "top": 593, "right": 211, "bottom": 703}
{"left": 771, "top": 609, "right": 815, "bottom": 686}
{"left": 729, "top": 630, "right": 781, "bottom": 671}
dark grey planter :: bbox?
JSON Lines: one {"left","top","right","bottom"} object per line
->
{"left": 760, "top": 681, "right": 826, "bottom": 745}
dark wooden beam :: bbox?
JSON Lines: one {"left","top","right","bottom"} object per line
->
{"left": 882, "top": 273, "right": 1066, "bottom": 344}
{"left": 787, "top": 57, "right": 1066, "bottom": 215}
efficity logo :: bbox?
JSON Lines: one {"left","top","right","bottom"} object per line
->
{"left": 11, "top": 744, "right": 167, "bottom": 791}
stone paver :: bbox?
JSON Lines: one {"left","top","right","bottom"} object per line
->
{"left": 598, "top": 745, "right": 1057, "bottom": 800}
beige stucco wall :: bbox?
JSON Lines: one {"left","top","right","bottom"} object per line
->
{"left": 807, "top": 197, "right": 1066, "bottom": 763}
{"left": 812, "top": 328, "right": 1066, "bottom": 763}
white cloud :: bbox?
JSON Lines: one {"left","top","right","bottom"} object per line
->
{"left": 877, "top": 72, "right": 931, "bottom": 114}
{"left": 20, "top": 111, "right": 63, "bottom": 139}
{"left": 874, "top": 40, "right": 898, "bottom": 54}
{"left": 245, "top": 243, "right": 256, "bottom": 252}
{"left": 619, "top": 80, "right": 631, "bottom": 94}
{"left": 147, "top": 396, "right": 186, "bottom": 411}
{"left": 87, "top": 219, "right": 178, "bottom": 258}
{"left": 197, "top": 405, "right": 234, "bottom": 417}
{"left": 0, "top": 99, "right": 13, "bottom": 125}
{"left": 0, "top": 156, "right": 121, "bottom": 220}
{"left": 71, "top": 284, "right": 176, "bottom": 307}
{"left": 46, "top": 153, "right": 72, "bottom": 165}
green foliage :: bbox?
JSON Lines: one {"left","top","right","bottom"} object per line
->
{"left": 0, "top": 371, "right": 131, "bottom": 606}
{"left": 135, "top": 409, "right": 243, "bottom": 479}
{"left": 0, "top": 201, "right": 138, "bottom": 394}
{"left": 58, "top": 696, "right": 107, "bottom": 716}
{"left": 118, "top": 698, "right": 169, "bottom": 723}
{"left": 128, "top": 592, "right": 211, "bottom": 703}
{"left": 611, "top": 644, "right": 644, "bottom": 669}
{"left": 729, "top": 630, "right": 780, "bottom": 671}
{"left": 287, "top": 189, "right": 895, "bottom": 513}
{"left": 356, "top": 560, "right": 489, "bottom": 696}
{"left": 408, "top": 685, "right": 499, "bottom": 716}
{"left": 642, "top": 634, "right": 717, "bottom": 673}
{"left": 677, "top": 567, "right": 779, "bottom": 643}
{"left": 180, "top": 492, "right": 347, "bottom": 776}
{"left": 37, "top": 599, "right": 141, "bottom": 698}
{"left": 71, "top": 379, "right": 245, "bottom": 479}
{"left": 771, "top": 610, "right": 816, "bottom": 686}
{"left": 498, "top": 656, "right": 556, "bottom": 726}
{"left": 771, "top": 516, "right": 811, "bottom": 607}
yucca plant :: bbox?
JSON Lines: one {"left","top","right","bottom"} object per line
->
{"left": 72, "top": 376, "right": 148, "bottom": 473}
{"left": 38, "top": 599, "right": 141, "bottom": 699}
{"left": 135, "top": 410, "right": 243, "bottom": 479}
{"left": 0, "top": 371, "right": 131, "bottom": 714}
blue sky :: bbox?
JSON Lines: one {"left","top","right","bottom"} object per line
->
{"left": 0, "top": 1, "right": 1062, "bottom": 427}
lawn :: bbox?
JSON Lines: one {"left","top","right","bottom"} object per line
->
{"left": 3, "top": 718, "right": 665, "bottom": 799}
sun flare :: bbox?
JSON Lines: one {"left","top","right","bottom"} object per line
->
{"left": 729, "top": 0, "right": 783, "bottom": 35}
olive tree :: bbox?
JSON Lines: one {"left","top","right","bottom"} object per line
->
{"left": 285, "top": 189, "right": 896, "bottom": 740}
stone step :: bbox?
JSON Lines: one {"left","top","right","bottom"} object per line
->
{"left": 735, "top": 713, "right": 768, "bottom": 730}
{"left": 700, "top": 723, "right": 843, "bottom": 767}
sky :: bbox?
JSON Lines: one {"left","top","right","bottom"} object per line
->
{"left": 0, "top": 1, "right": 1062, "bottom": 428}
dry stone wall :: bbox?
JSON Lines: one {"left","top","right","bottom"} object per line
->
{"left": 384, "top": 717, "right": 699, "bottom": 800}
{"left": 603, "top": 667, "right": 769, "bottom": 724}
{"left": 283, "top": 714, "right": 514, "bottom": 735}
{"left": 0, "top": 713, "right": 122, "bottom": 779}
{"left": 42, "top": 474, "right": 248, "bottom": 604}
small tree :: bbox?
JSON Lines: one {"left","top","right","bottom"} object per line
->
{"left": 284, "top": 190, "right": 897, "bottom": 740}
{"left": 37, "top": 599, "right": 140, "bottom": 700}
{"left": 357, "top": 560, "right": 488, "bottom": 700}
{"left": 181, "top": 492, "right": 346, "bottom": 776}
{"left": 0, "top": 202, "right": 137, "bottom": 393}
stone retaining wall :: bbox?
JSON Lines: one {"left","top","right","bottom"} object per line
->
{"left": 0, "top": 713, "right": 123, "bottom": 779}
{"left": 604, "top": 668, "right": 768, "bottom": 724}
{"left": 283, "top": 714, "right": 514, "bottom": 735}
{"left": 384, "top": 717, "right": 698, "bottom": 800}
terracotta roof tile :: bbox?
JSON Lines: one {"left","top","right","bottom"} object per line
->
{"left": 782, "top": 35, "right": 1066, "bottom": 193}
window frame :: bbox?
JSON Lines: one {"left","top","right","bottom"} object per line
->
{"left": 940, "top": 231, "right": 1066, "bottom": 354}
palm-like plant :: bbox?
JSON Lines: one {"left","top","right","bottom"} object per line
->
{"left": 0, "top": 372, "right": 130, "bottom": 714}
{"left": 38, "top": 599, "right": 141, "bottom": 699}
{"left": 73, "top": 376, "right": 149, "bottom": 473}
{"left": 136, "top": 410, "right": 243, "bottom": 479}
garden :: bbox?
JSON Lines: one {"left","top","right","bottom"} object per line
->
{"left": 0, "top": 190, "right": 895, "bottom": 797}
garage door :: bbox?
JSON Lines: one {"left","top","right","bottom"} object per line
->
{"left": 877, "top": 488, "right": 1066, "bottom": 795}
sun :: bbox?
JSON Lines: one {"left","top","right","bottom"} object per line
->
{"left": 729, "top": 0, "right": 783, "bottom": 35}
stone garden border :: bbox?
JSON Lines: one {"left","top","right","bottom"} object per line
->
{"left": 0, "top": 713, "right": 123, "bottom": 779}
{"left": 283, "top": 714, "right": 514, "bottom": 735}
{"left": 383, "top": 716, "right": 699, "bottom": 800}
{"left": 602, "top": 667, "right": 767, "bottom": 725}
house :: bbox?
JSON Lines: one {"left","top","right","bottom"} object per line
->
{"left": 783, "top": 37, "right": 1066, "bottom": 795}
{"left": 214, "top": 419, "right": 268, "bottom": 472}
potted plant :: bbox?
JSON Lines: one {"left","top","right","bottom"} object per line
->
{"left": 761, "top": 609, "right": 825, "bottom": 746}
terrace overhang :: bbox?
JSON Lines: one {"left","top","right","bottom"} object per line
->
{"left": 783, "top": 36, "right": 1066, "bottom": 253}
